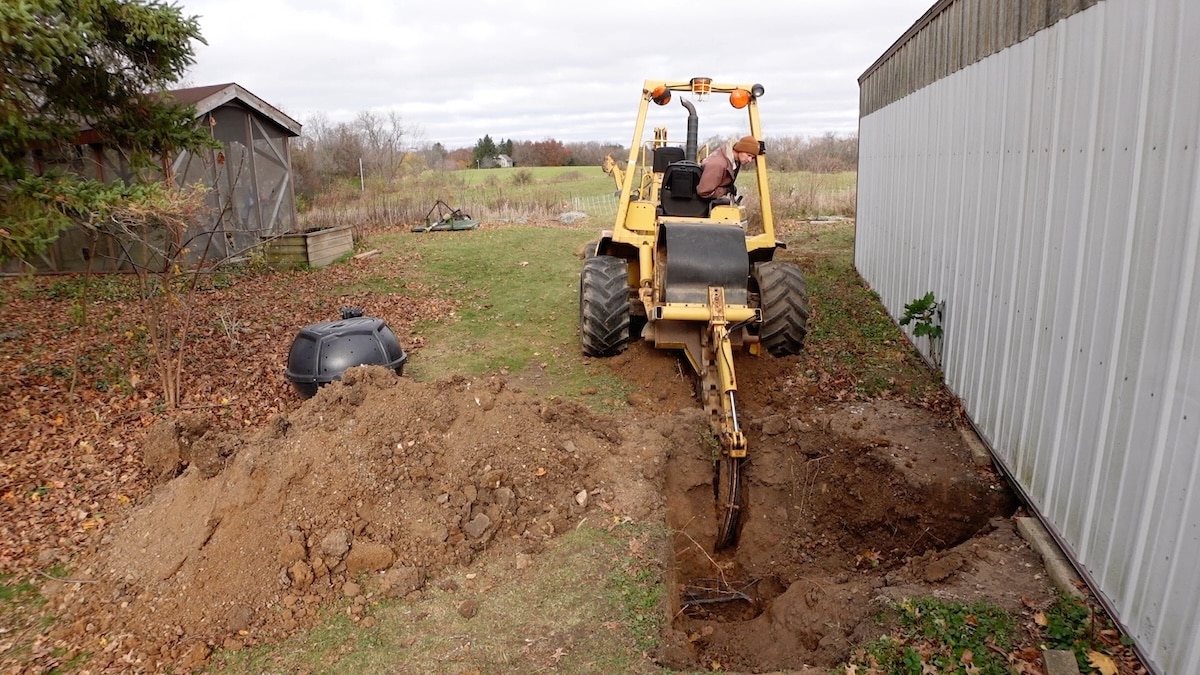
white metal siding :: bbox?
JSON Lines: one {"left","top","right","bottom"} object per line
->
{"left": 856, "top": 1, "right": 1200, "bottom": 672}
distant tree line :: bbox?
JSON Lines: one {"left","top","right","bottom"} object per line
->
{"left": 459, "top": 132, "right": 857, "bottom": 173}
{"left": 768, "top": 133, "right": 858, "bottom": 173}
{"left": 467, "top": 135, "right": 624, "bottom": 169}
{"left": 290, "top": 109, "right": 859, "bottom": 207}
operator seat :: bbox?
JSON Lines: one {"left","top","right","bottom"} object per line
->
{"left": 659, "top": 161, "right": 711, "bottom": 218}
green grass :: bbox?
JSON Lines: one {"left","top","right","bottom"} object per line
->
{"left": 846, "top": 597, "right": 1017, "bottom": 674}
{"left": 303, "top": 165, "right": 856, "bottom": 234}
{"left": 845, "top": 593, "right": 1123, "bottom": 675}
{"left": 785, "top": 221, "right": 943, "bottom": 400}
{"left": 454, "top": 166, "right": 617, "bottom": 202}
{"left": 374, "top": 226, "right": 634, "bottom": 404}
{"left": 1041, "top": 592, "right": 1122, "bottom": 673}
{"left": 770, "top": 169, "right": 857, "bottom": 193}
{"left": 207, "top": 524, "right": 667, "bottom": 675}
{"left": 609, "top": 554, "right": 666, "bottom": 653}
{"left": 0, "top": 574, "right": 49, "bottom": 665}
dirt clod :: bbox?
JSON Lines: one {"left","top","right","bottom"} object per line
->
{"left": 458, "top": 599, "right": 480, "bottom": 619}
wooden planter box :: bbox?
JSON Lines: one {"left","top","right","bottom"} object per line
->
{"left": 265, "top": 226, "right": 353, "bottom": 268}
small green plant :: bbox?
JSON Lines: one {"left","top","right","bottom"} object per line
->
{"left": 899, "top": 292, "right": 943, "bottom": 340}
{"left": 1043, "top": 593, "right": 1090, "bottom": 649}
{"left": 1040, "top": 593, "right": 1123, "bottom": 673}
{"left": 845, "top": 597, "right": 1016, "bottom": 674}
{"left": 900, "top": 291, "right": 943, "bottom": 368}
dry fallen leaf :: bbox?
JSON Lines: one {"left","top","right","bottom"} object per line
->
{"left": 1033, "top": 612, "right": 1048, "bottom": 626}
{"left": 1088, "top": 651, "right": 1119, "bottom": 675}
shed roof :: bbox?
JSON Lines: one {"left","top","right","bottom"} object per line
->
{"left": 168, "top": 82, "right": 302, "bottom": 137}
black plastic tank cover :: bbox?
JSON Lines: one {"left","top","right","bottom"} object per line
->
{"left": 284, "top": 315, "right": 407, "bottom": 398}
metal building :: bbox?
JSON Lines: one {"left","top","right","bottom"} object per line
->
{"left": 856, "top": 1, "right": 1198, "bottom": 673}
{"left": 12, "top": 83, "right": 301, "bottom": 273}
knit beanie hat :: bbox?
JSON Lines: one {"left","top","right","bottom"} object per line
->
{"left": 732, "top": 136, "right": 760, "bottom": 155}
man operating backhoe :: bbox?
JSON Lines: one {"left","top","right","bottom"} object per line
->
{"left": 697, "top": 135, "right": 761, "bottom": 199}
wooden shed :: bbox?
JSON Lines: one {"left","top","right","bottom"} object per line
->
{"left": 12, "top": 82, "right": 302, "bottom": 273}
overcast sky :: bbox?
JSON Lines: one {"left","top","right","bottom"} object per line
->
{"left": 178, "top": 0, "right": 933, "bottom": 150}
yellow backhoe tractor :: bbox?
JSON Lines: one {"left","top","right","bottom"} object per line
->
{"left": 579, "top": 78, "right": 810, "bottom": 550}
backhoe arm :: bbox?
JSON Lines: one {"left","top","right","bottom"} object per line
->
{"left": 700, "top": 286, "right": 748, "bottom": 549}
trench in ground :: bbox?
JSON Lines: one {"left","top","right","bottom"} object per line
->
{"left": 655, "top": 361, "right": 1018, "bottom": 672}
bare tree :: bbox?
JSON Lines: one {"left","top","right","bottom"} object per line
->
{"left": 355, "top": 110, "right": 409, "bottom": 183}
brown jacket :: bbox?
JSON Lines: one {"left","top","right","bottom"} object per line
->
{"left": 697, "top": 143, "right": 738, "bottom": 198}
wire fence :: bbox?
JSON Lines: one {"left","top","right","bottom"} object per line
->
{"left": 569, "top": 194, "right": 620, "bottom": 220}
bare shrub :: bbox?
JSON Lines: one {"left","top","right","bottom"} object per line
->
{"left": 772, "top": 173, "right": 857, "bottom": 219}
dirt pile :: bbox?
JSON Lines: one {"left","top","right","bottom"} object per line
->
{"left": 47, "top": 366, "right": 676, "bottom": 672}
{"left": 39, "top": 343, "right": 1059, "bottom": 674}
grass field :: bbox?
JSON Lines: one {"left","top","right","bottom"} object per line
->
{"left": 300, "top": 165, "right": 857, "bottom": 236}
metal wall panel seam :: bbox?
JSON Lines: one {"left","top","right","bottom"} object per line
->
{"left": 1095, "top": 0, "right": 1159, "bottom": 614}
{"left": 908, "top": 96, "right": 924, "bottom": 320}
{"left": 919, "top": 84, "right": 934, "bottom": 317}
{"left": 1040, "top": 14, "right": 1088, "bottom": 524}
{"left": 960, "top": 58, "right": 990, "bottom": 411}
{"left": 1075, "top": 0, "right": 1131, "bottom": 561}
{"left": 985, "top": 45, "right": 1024, "bottom": 453}
{"left": 1016, "top": 31, "right": 1055, "bottom": 493}
{"left": 1057, "top": 4, "right": 1109, "bottom": 546}
{"left": 944, "top": 71, "right": 970, "bottom": 381}
{"left": 1008, "top": 38, "right": 1050, "bottom": 485}
{"left": 955, "top": 63, "right": 989, "bottom": 398}
{"left": 973, "top": 54, "right": 1013, "bottom": 442}
{"left": 1127, "top": 0, "right": 1196, "bottom": 654}
{"left": 994, "top": 43, "right": 1037, "bottom": 468}
{"left": 1079, "top": 0, "right": 1148, "bottom": 587}
{"left": 1144, "top": 126, "right": 1200, "bottom": 672}
{"left": 1023, "top": 21, "right": 1069, "bottom": 509}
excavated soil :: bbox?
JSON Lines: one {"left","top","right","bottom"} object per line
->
{"left": 42, "top": 341, "right": 1056, "bottom": 673}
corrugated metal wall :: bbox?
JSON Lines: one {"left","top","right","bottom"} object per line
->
{"left": 856, "top": 1, "right": 1199, "bottom": 673}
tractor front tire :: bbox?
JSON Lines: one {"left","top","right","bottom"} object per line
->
{"left": 580, "top": 255, "right": 631, "bottom": 356}
{"left": 753, "top": 261, "right": 810, "bottom": 357}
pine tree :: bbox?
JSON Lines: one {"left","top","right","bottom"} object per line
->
{"left": 0, "top": 0, "right": 214, "bottom": 264}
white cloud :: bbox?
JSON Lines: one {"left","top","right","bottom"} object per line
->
{"left": 179, "top": 0, "right": 933, "bottom": 148}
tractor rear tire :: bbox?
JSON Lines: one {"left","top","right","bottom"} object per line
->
{"left": 753, "top": 261, "right": 810, "bottom": 357}
{"left": 580, "top": 255, "right": 631, "bottom": 356}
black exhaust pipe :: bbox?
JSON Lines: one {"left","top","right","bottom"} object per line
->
{"left": 680, "top": 99, "right": 698, "bottom": 162}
